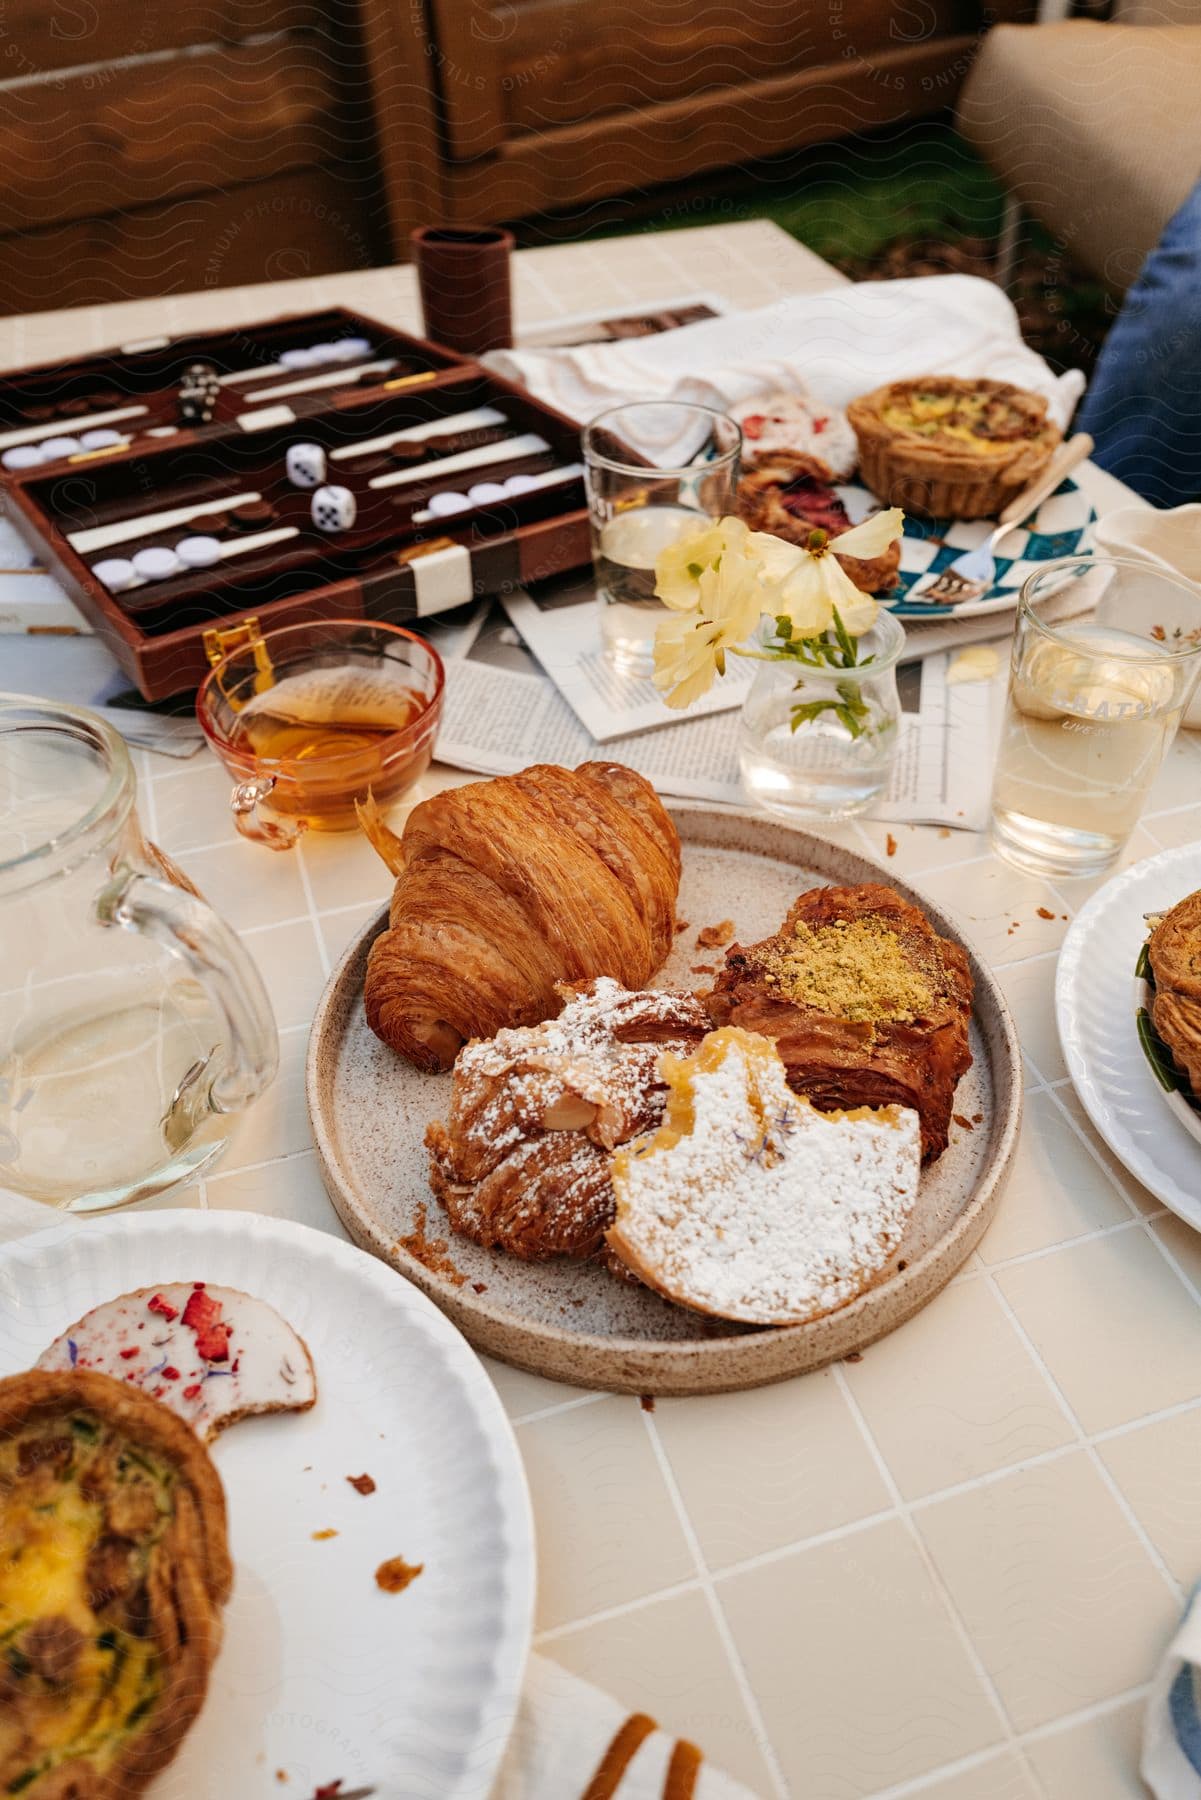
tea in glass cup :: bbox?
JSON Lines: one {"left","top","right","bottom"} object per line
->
{"left": 990, "top": 559, "right": 1201, "bottom": 878}
{"left": 197, "top": 617, "right": 445, "bottom": 849}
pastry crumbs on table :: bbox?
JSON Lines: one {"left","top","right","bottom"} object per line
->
{"left": 376, "top": 1555, "right": 424, "bottom": 1594}
{"left": 696, "top": 919, "right": 735, "bottom": 947}
{"left": 690, "top": 963, "right": 716, "bottom": 975}
{"left": 1036, "top": 906, "right": 1056, "bottom": 920}
{"left": 347, "top": 1473, "right": 376, "bottom": 1496}
{"left": 886, "top": 833, "right": 898, "bottom": 857}
{"left": 312, "top": 1528, "right": 338, "bottom": 1541}
{"left": 953, "top": 1113, "right": 973, "bottom": 1130}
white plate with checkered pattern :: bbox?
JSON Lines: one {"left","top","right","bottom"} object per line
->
{"left": 838, "top": 475, "right": 1096, "bottom": 621}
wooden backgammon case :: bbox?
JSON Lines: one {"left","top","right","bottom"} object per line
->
{"left": 0, "top": 306, "right": 591, "bottom": 700}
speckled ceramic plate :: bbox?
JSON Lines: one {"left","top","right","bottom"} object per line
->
{"left": 308, "top": 807, "right": 1022, "bottom": 1394}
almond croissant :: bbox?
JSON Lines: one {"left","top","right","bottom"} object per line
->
{"left": 361, "top": 762, "right": 681, "bottom": 1070}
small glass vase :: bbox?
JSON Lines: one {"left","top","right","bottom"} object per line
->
{"left": 738, "top": 608, "right": 906, "bottom": 820}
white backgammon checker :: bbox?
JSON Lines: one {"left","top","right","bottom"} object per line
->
{"left": 131, "top": 546, "right": 181, "bottom": 582}
{"left": 92, "top": 557, "right": 138, "bottom": 592}
{"left": 176, "top": 535, "right": 222, "bottom": 569}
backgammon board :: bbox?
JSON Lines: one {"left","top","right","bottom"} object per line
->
{"left": 0, "top": 308, "right": 591, "bottom": 699}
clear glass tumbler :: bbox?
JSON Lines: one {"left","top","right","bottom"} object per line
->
{"left": 990, "top": 557, "right": 1201, "bottom": 878}
{"left": 582, "top": 401, "right": 742, "bottom": 678}
{"left": 0, "top": 695, "right": 278, "bottom": 1211}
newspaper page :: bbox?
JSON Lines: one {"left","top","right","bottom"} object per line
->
{"left": 501, "top": 577, "right": 751, "bottom": 742}
{"left": 434, "top": 601, "right": 1006, "bottom": 828}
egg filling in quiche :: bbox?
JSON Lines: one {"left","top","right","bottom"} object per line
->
{"left": 0, "top": 1370, "right": 232, "bottom": 1800}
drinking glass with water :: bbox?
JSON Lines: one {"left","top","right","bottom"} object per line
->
{"left": 582, "top": 402, "right": 742, "bottom": 678}
{"left": 990, "top": 558, "right": 1201, "bottom": 879}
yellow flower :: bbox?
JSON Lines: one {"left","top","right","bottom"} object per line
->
{"left": 653, "top": 548, "right": 763, "bottom": 708}
{"left": 654, "top": 516, "right": 749, "bottom": 612}
{"left": 773, "top": 507, "right": 904, "bottom": 639}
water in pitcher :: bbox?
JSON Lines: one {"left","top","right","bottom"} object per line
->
{"left": 595, "top": 503, "right": 708, "bottom": 677}
{"left": 991, "top": 622, "right": 1186, "bottom": 876}
{"left": 0, "top": 981, "right": 228, "bottom": 1208}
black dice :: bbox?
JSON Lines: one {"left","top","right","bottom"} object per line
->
{"left": 177, "top": 360, "right": 221, "bottom": 426}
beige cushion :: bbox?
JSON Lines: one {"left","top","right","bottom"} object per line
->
{"left": 958, "top": 21, "right": 1201, "bottom": 288}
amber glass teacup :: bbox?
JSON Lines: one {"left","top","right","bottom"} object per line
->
{"left": 197, "top": 617, "right": 445, "bottom": 850}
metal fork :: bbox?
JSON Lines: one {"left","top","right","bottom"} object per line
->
{"left": 916, "top": 431, "right": 1094, "bottom": 606}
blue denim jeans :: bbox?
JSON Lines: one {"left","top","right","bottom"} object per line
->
{"left": 1076, "top": 180, "right": 1201, "bottom": 508}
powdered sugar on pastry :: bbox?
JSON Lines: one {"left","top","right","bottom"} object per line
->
{"left": 37, "top": 1284, "right": 317, "bottom": 1440}
{"left": 608, "top": 1027, "right": 921, "bottom": 1325}
{"left": 733, "top": 390, "right": 858, "bottom": 480}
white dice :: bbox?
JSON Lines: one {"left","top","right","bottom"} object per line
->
{"left": 310, "top": 484, "right": 357, "bottom": 532}
{"left": 286, "top": 442, "right": 327, "bottom": 489}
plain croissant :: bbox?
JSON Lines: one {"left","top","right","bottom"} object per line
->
{"left": 360, "top": 762, "right": 681, "bottom": 1070}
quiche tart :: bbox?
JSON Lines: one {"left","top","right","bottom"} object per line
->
{"left": 847, "top": 376, "right": 1062, "bottom": 519}
{"left": 0, "top": 1369, "right": 233, "bottom": 1799}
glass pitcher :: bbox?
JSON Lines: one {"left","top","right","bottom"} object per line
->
{"left": 0, "top": 695, "right": 278, "bottom": 1211}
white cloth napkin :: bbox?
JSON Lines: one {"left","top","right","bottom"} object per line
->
{"left": 487, "top": 275, "right": 1085, "bottom": 432}
{"left": 0, "top": 1188, "right": 762, "bottom": 1797}
{"left": 494, "top": 1654, "right": 761, "bottom": 1798}
{"left": 1144, "top": 1586, "right": 1201, "bottom": 1796}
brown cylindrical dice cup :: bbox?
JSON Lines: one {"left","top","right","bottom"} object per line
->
{"left": 410, "top": 225, "right": 515, "bottom": 356}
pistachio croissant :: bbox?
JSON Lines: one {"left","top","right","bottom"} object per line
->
{"left": 360, "top": 762, "right": 681, "bottom": 1071}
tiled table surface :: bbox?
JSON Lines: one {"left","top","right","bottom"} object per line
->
{"left": 11, "top": 222, "right": 1200, "bottom": 1800}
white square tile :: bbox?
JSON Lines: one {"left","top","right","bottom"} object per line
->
{"left": 1099, "top": 1400, "right": 1201, "bottom": 1588}
{"left": 977, "top": 1089, "right": 1132, "bottom": 1264}
{"left": 916, "top": 1452, "right": 1175, "bottom": 1731}
{"left": 218, "top": 1027, "right": 311, "bottom": 1174}
{"left": 917, "top": 860, "right": 1066, "bottom": 965}
{"left": 654, "top": 1370, "right": 889, "bottom": 1567}
{"left": 206, "top": 1148, "right": 348, "bottom": 1239}
{"left": 718, "top": 1518, "right": 1002, "bottom": 1793}
{"left": 1024, "top": 1698, "right": 1147, "bottom": 1799}
{"left": 997, "top": 1230, "right": 1201, "bottom": 1433}
{"left": 176, "top": 840, "right": 309, "bottom": 933}
{"left": 909, "top": 1751, "right": 1039, "bottom": 1800}
{"left": 519, "top": 1397, "right": 693, "bottom": 1631}
{"left": 242, "top": 919, "right": 329, "bottom": 1029}
{"left": 994, "top": 955, "right": 1068, "bottom": 1084}
{"left": 843, "top": 1279, "right": 1073, "bottom": 1500}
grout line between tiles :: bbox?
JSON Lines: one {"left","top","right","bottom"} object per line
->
{"left": 829, "top": 1362, "right": 1044, "bottom": 1793}
{"left": 985, "top": 1278, "right": 1185, "bottom": 1610}
{"left": 293, "top": 835, "right": 332, "bottom": 980}
{"left": 509, "top": 1390, "right": 608, "bottom": 1429}
{"left": 636, "top": 1406, "right": 791, "bottom": 1800}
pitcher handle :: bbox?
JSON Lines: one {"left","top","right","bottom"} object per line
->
{"left": 96, "top": 869, "right": 278, "bottom": 1116}
{"left": 230, "top": 775, "right": 306, "bottom": 851}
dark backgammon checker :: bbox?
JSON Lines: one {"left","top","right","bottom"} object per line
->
{"left": 0, "top": 312, "right": 592, "bottom": 700}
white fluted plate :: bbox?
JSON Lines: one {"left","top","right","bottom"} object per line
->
{"left": 0, "top": 1208, "right": 534, "bottom": 1800}
{"left": 1057, "top": 843, "right": 1201, "bottom": 1225}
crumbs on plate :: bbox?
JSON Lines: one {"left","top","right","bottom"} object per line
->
{"left": 696, "top": 919, "right": 735, "bottom": 948}
{"left": 347, "top": 1473, "right": 376, "bottom": 1496}
{"left": 376, "top": 1555, "right": 424, "bottom": 1594}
